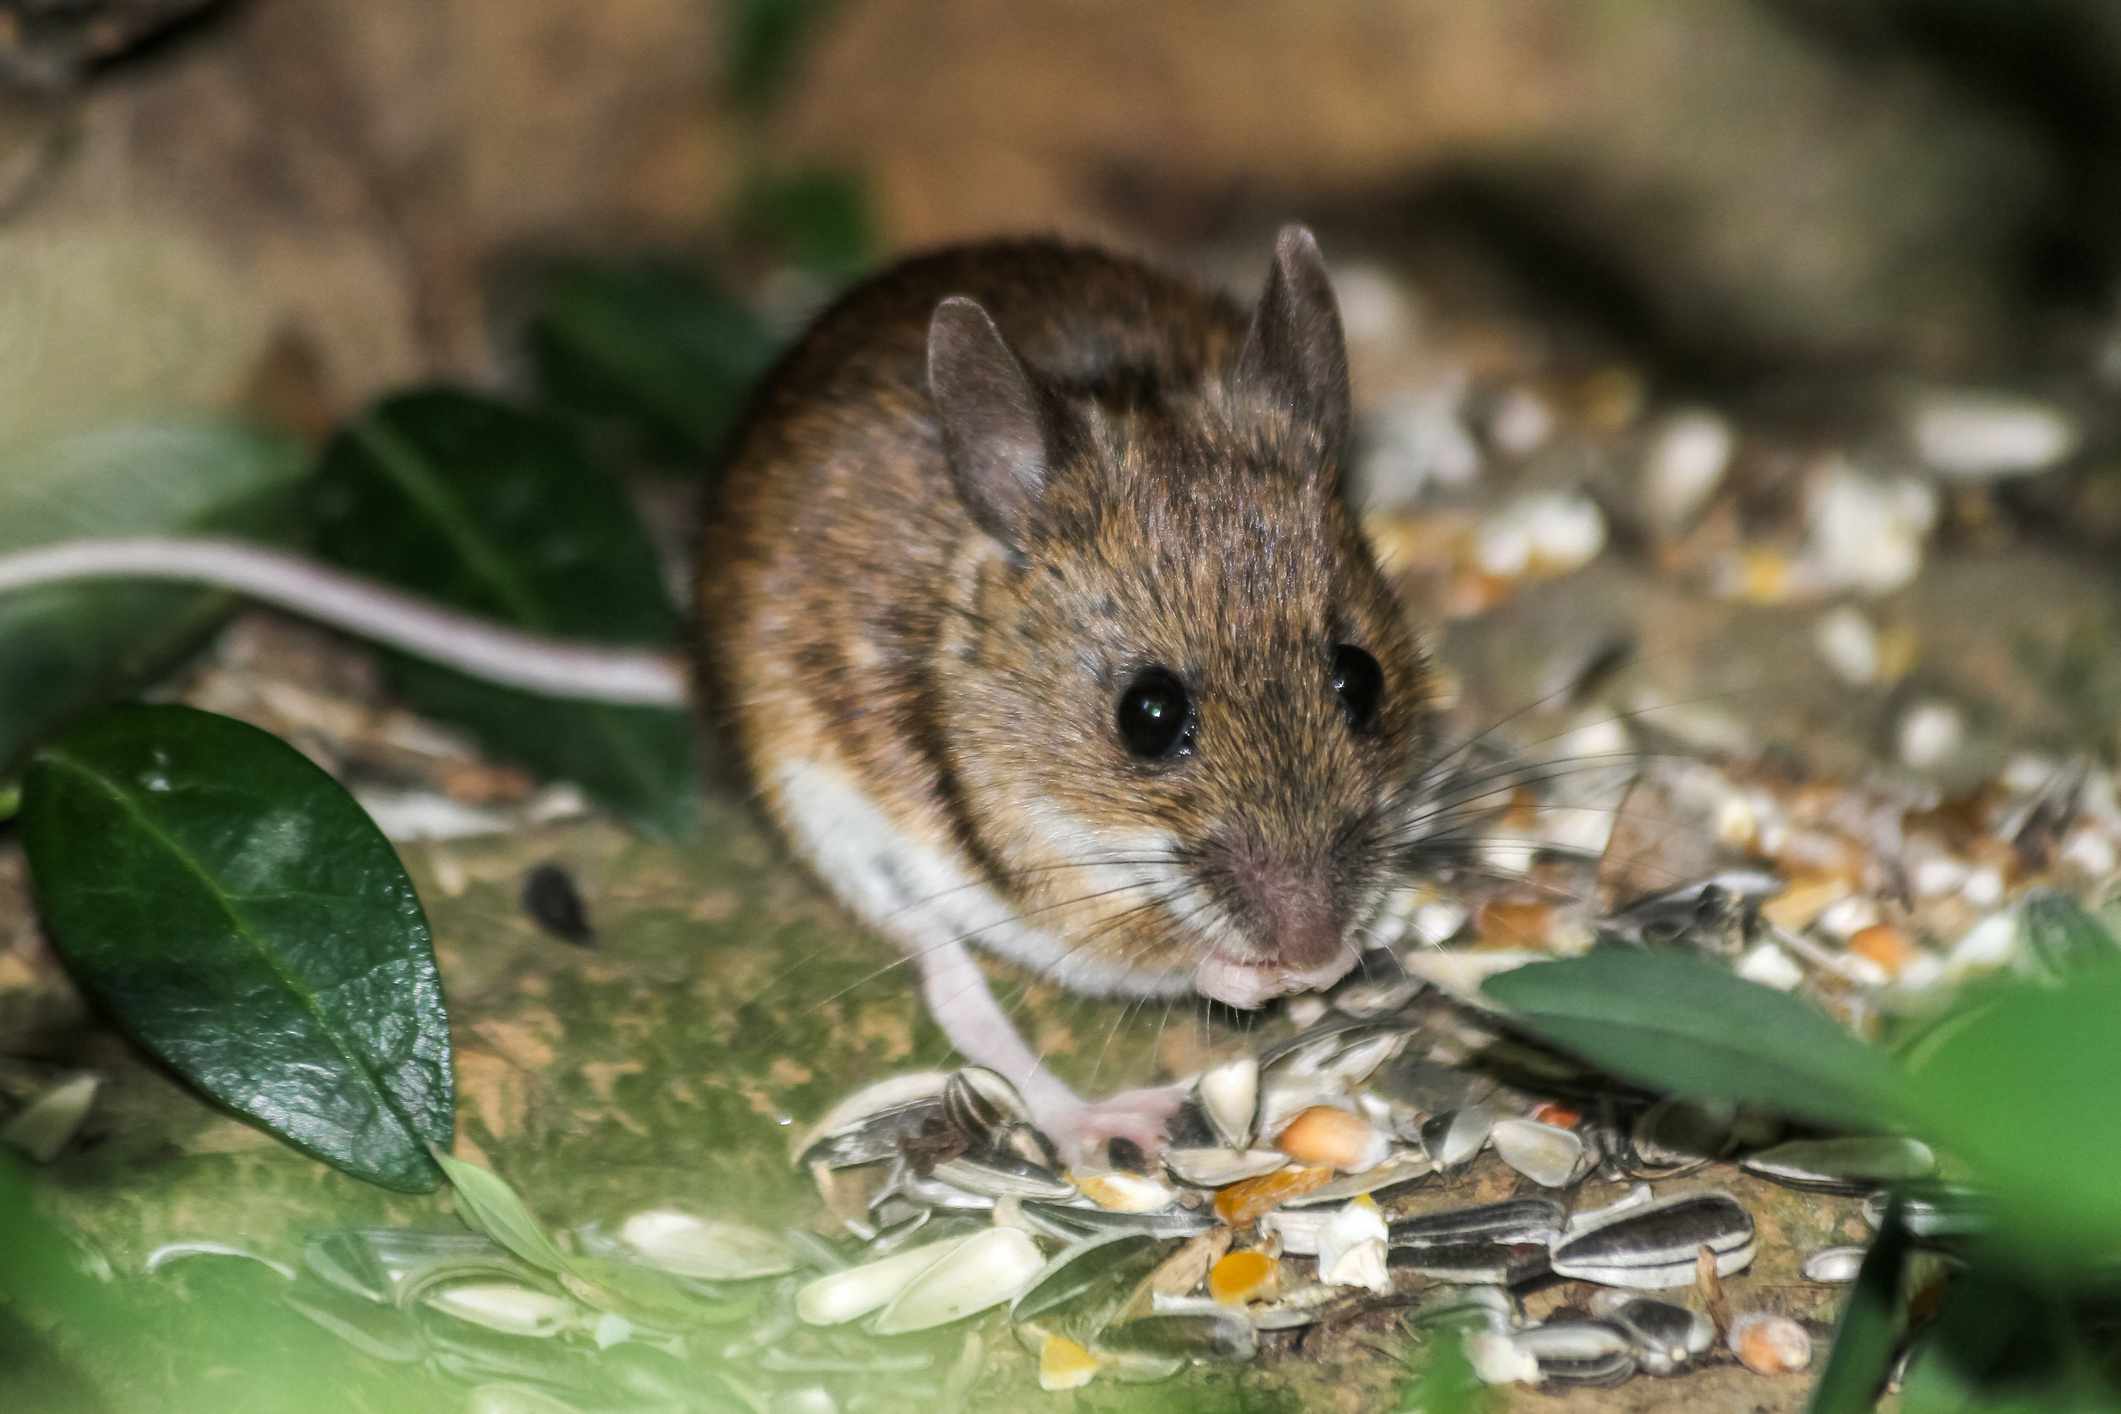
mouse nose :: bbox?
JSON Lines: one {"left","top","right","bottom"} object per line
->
{"left": 1223, "top": 841, "right": 1347, "bottom": 973}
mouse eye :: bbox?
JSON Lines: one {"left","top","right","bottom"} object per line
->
{"left": 1331, "top": 645, "right": 1383, "bottom": 732}
{"left": 1116, "top": 668, "right": 1194, "bottom": 759}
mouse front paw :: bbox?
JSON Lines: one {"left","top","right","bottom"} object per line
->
{"left": 1033, "top": 1083, "right": 1189, "bottom": 1168}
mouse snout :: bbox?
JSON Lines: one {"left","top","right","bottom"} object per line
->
{"left": 1202, "top": 829, "right": 1355, "bottom": 971}
{"left": 1240, "top": 856, "right": 1343, "bottom": 972}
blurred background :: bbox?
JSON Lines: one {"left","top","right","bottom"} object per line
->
{"left": 7, "top": 0, "right": 2118, "bottom": 778}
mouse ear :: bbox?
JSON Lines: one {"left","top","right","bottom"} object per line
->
{"left": 1234, "top": 224, "right": 1351, "bottom": 470}
{"left": 928, "top": 296, "right": 1055, "bottom": 549}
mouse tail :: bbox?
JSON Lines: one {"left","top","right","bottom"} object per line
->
{"left": 0, "top": 536, "right": 693, "bottom": 707}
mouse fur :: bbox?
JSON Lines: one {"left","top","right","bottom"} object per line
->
{"left": 704, "top": 226, "right": 1436, "bottom": 1157}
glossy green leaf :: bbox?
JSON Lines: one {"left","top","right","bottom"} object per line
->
{"left": 20, "top": 706, "right": 453, "bottom": 1191}
{"left": 1808, "top": 1200, "right": 1908, "bottom": 1414}
{"left": 1903, "top": 964, "right": 2121, "bottom": 1263}
{"left": 1481, "top": 950, "right": 1910, "bottom": 1131}
{"left": 0, "top": 418, "right": 307, "bottom": 773}
{"left": 309, "top": 389, "right": 698, "bottom": 838}
{"left": 433, "top": 1151, "right": 575, "bottom": 1276}
{"left": 526, "top": 260, "right": 780, "bottom": 466}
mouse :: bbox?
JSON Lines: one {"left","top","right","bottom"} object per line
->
{"left": 0, "top": 225, "right": 1438, "bottom": 1162}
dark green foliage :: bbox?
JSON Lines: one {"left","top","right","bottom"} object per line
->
{"left": 20, "top": 705, "right": 453, "bottom": 1191}
{"left": 309, "top": 389, "right": 699, "bottom": 838}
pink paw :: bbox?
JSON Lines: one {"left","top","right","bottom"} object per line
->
{"left": 1035, "top": 1083, "right": 1188, "bottom": 1167}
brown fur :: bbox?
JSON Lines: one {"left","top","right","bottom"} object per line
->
{"left": 703, "top": 234, "right": 1435, "bottom": 996}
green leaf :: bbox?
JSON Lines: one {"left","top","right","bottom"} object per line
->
{"left": 1807, "top": 1200, "right": 1908, "bottom": 1414}
{"left": 0, "top": 418, "right": 307, "bottom": 773}
{"left": 309, "top": 389, "right": 698, "bottom": 838}
{"left": 432, "top": 1151, "right": 575, "bottom": 1276}
{"left": 1481, "top": 950, "right": 1910, "bottom": 1131}
{"left": 1394, "top": 1328, "right": 1494, "bottom": 1414}
{"left": 527, "top": 261, "right": 780, "bottom": 466}
{"left": 1902, "top": 964, "right": 2121, "bottom": 1263}
{"left": 20, "top": 706, "right": 453, "bottom": 1191}
{"left": 433, "top": 1152, "right": 755, "bottom": 1329}
{"left": 738, "top": 169, "right": 878, "bottom": 279}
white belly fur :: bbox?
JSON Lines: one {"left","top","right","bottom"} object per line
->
{"left": 769, "top": 760, "right": 1194, "bottom": 999}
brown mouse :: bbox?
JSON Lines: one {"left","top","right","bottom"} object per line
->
{"left": 0, "top": 225, "right": 1437, "bottom": 1159}
{"left": 703, "top": 226, "right": 1435, "bottom": 1156}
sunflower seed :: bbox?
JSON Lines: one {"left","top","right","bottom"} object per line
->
{"left": 794, "top": 1072, "right": 952, "bottom": 1168}
{"left": 1390, "top": 1197, "right": 1567, "bottom": 1249}
{"left": 1010, "top": 1231, "right": 1171, "bottom": 1329}
{"left": 1411, "top": 1284, "right": 1516, "bottom": 1333}
{"left": 1728, "top": 1310, "right": 1812, "bottom": 1374}
{"left": 1386, "top": 1241, "right": 1523, "bottom": 1285}
{"left": 1564, "top": 1183, "right": 1655, "bottom": 1235}
{"left": 1516, "top": 1319, "right": 1638, "bottom": 1385}
{"left": 1740, "top": 1136, "right": 1935, "bottom": 1193}
{"left": 143, "top": 1241, "right": 298, "bottom": 1281}
{"left": 1073, "top": 1170, "right": 1176, "bottom": 1213}
{"left": 304, "top": 1229, "right": 528, "bottom": 1306}
{"left": 1628, "top": 1097, "right": 1737, "bottom": 1170}
{"left": 1547, "top": 1192, "right": 1755, "bottom": 1290}
{"left": 1603, "top": 1297, "right": 1714, "bottom": 1374}
{"left": 1097, "top": 1305, "right": 1258, "bottom": 1363}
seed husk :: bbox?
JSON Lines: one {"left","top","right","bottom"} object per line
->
{"left": 1418, "top": 1105, "right": 1496, "bottom": 1170}
{"left": 1491, "top": 1117, "right": 1588, "bottom": 1188}
{"left": 423, "top": 1281, "right": 580, "bottom": 1338}
{"left": 1799, "top": 1245, "right": 1869, "bottom": 1284}
{"left": 1546, "top": 1192, "right": 1755, "bottom": 1290}
{"left": 1162, "top": 1147, "right": 1289, "bottom": 1188}
{"left": 1072, "top": 1170, "right": 1175, "bottom": 1213}
{"left": 1517, "top": 1318, "right": 1638, "bottom": 1385}
{"left": 929, "top": 1153, "right": 1075, "bottom": 1202}
{"left": 872, "top": 1227, "right": 1045, "bottom": 1334}
{"left": 1279, "top": 1150, "right": 1434, "bottom": 1206}
{"left": 796, "top": 1236, "right": 968, "bottom": 1326}
{"left": 1019, "top": 1199, "right": 1216, "bottom": 1241}
{"left": 1739, "top": 1136, "right": 1936, "bottom": 1193}
{"left": 0, "top": 1072, "right": 99, "bottom": 1163}
{"left": 793, "top": 1072, "right": 953, "bottom": 1168}
{"left": 617, "top": 1210, "right": 795, "bottom": 1280}
{"left": 1197, "top": 1057, "right": 1260, "bottom": 1150}
{"left": 1097, "top": 1306, "right": 1258, "bottom": 1364}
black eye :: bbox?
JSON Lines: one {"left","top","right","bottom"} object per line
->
{"left": 1331, "top": 645, "right": 1383, "bottom": 731}
{"left": 1117, "top": 668, "right": 1193, "bottom": 759}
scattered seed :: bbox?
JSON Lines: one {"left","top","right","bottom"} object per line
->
{"left": 1800, "top": 1246, "right": 1869, "bottom": 1284}
{"left": 1037, "top": 1333, "right": 1100, "bottom": 1391}
{"left": 1728, "top": 1311, "right": 1812, "bottom": 1375}
{"left": 1213, "top": 1166, "right": 1336, "bottom": 1227}
{"left": 1490, "top": 1118, "right": 1587, "bottom": 1188}
{"left": 1207, "top": 1250, "right": 1281, "bottom": 1306}
{"left": 0, "top": 1072, "right": 99, "bottom": 1163}
{"left": 1547, "top": 1193, "right": 1755, "bottom": 1290}
{"left": 872, "top": 1228, "right": 1044, "bottom": 1334}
